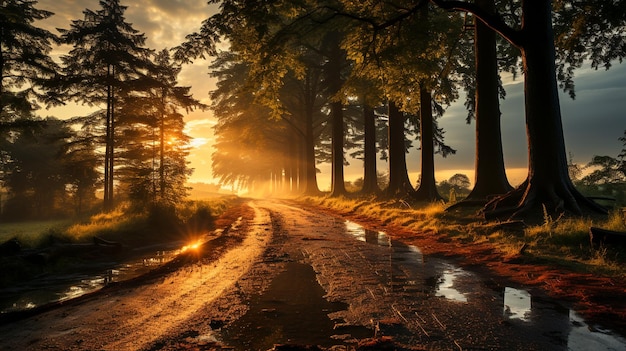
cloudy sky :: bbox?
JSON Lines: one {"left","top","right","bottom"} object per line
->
{"left": 36, "top": 1, "right": 626, "bottom": 189}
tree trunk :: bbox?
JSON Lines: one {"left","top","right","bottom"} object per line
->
{"left": 329, "top": 98, "right": 346, "bottom": 196}
{"left": 466, "top": 0, "right": 512, "bottom": 201}
{"left": 386, "top": 101, "right": 415, "bottom": 197}
{"left": 327, "top": 34, "right": 346, "bottom": 197}
{"left": 303, "top": 105, "right": 320, "bottom": 195}
{"left": 103, "top": 65, "right": 113, "bottom": 211}
{"left": 484, "top": 0, "right": 606, "bottom": 217}
{"left": 413, "top": 86, "right": 443, "bottom": 202}
{"left": 361, "top": 101, "right": 380, "bottom": 194}
{"left": 159, "top": 90, "right": 166, "bottom": 202}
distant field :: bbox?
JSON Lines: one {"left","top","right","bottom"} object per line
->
{"left": 0, "top": 220, "right": 72, "bottom": 247}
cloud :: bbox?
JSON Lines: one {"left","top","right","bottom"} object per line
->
{"left": 38, "top": 0, "right": 213, "bottom": 51}
{"left": 437, "top": 62, "right": 626, "bottom": 174}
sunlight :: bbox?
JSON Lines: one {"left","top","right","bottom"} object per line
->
{"left": 180, "top": 240, "right": 203, "bottom": 253}
{"left": 188, "top": 137, "right": 208, "bottom": 149}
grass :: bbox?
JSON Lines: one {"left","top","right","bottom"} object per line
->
{"left": 0, "top": 219, "right": 73, "bottom": 248}
{"left": 300, "top": 195, "right": 626, "bottom": 278}
{"left": 0, "top": 195, "right": 240, "bottom": 249}
{"left": 0, "top": 196, "right": 241, "bottom": 287}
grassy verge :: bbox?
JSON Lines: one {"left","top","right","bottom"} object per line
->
{"left": 299, "top": 195, "right": 626, "bottom": 279}
{"left": 0, "top": 195, "right": 240, "bottom": 249}
{"left": 0, "top": 196, "right": 241, "bottom": 287}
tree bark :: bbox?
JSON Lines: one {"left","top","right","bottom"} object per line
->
{"left": 484, "top": 0, "right": 606, "bottom": 218}
{"left": 465, "top": 0, "right": 512, "bottom": 201}
{"left": 385, "top": 101, "right": 415, "bottom": 197}
{"left": 303, "top": 93, "right": 320, "bottom": 195}
{"left": 413, "top": 86, "right": 443, "bottom": 202}
{"left": 327, "top": 34, "right": 346, "bottom": 197}
{"left": 360, "top": 101, "right": 380, "bottom": 194}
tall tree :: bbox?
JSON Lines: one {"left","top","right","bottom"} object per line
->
{"left": 0, "top": 0, "right": 59, "bottom": 118}
{"left": 59, "top": 0, "right": 153, "bottom": 210}
{"left": 149, "top": 49, "right": 200, "bottom": 204}
{"left": 386, "top": 101, "right": 415, "bottom": 197}
{"left": 462, "top": 0, "right": 513, "bottom": 202}
{"left": 2, "top": 117, "right": 72, "bottom": 219}
{"left": 325, "top": 31, "right": 348, "bottom": 197}
{"left": 431, "top": 0, "right": 625, "bottom": 217}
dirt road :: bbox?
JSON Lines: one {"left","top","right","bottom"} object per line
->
{"left": 0, "top": 200, "right": 624, "bottom": 350}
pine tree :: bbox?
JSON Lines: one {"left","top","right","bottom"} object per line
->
{"left": 59, "top": 0, "right": 153, "bottom": 210}
{"left": 0, "top": 0, "right": 59, "bottom": 118}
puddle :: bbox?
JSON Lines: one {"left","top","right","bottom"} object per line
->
{"left": 342, "top": 219, "right": 626, "bottom": 349}
{"left": 501, "top": 286, "right": 626, "bottom": 350}
{"left": 0, "top": 239, "right": 206, "bottom": 314}
{"left": 503, "top": 286, "right": 532, "bottom": 321}
{"left": 345, "top": 220, "right": 390, "bottom": 246}
{"left": 435, "top": 266, "right": 469, "bottom": 303}
{"left": 219, "top": 262, "right": 371, "bottom": 350}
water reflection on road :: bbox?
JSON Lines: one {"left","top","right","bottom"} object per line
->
{"left": 343, "top": 219, "right": 626, "bottom": 350}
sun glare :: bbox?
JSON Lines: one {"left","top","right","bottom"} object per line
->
{"left": 180, "top": 240, "right": 203, "bottom": 253}
{"left": 188, "top": 137, "right": 208, "bottom": 149}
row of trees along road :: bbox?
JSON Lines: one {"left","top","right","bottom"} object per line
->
{"left": 0, "top": 0, "right": 203, "bottom": 220}
{"left": 176, "top": 0, "right": 625, "bottom": 219}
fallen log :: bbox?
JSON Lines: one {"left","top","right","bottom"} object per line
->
{"left": 589, "top": 226, "right": 626, "bottom": 246}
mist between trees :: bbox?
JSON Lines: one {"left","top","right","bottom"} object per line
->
{"left": 1, "top": 0, "right": 625, "bottom": 222}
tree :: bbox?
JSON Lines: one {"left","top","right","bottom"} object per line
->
{"left": 0, "top": 0, "right": 59, "bottom": 118}
{"left": 2, "top": 117, "right": 73, "bottom": 219}
{"left": 63, "top": 113, "right": 102, "bottom": 215}
{"left": 461, "top": 0, "right": 513, "bottom": 202}
{"left": 386, "top": 101, "right": 415, "bottom": 197}
{"left": 337, "top": 2, "right": 461, "bottom": 200}
{"left": 59, "top": 0, "right": 153, "bottom": 210}
{"left": 115, "top": 63, "right": 197, "bottom": 206}
{"left": 209, "top": 52, "right": 291, "bottom": 193}
{"left": 431, "top": 0, "right": 625, "bottom": 218}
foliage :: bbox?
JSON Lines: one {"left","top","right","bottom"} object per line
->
{"left": 59, "top": 0, "right": 154, "bottom": 209}
{"left": 437, "top": 173, "right": 471, "bottom": 202}
{"left": 0, "top": 0, "right": 60, "bottom": 116}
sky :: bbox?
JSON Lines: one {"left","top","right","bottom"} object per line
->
{"left": 36, "top": 0, "right": 626, "bottom": 191}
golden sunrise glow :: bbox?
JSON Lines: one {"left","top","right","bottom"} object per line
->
{"left": 180, "top": 240, "right": 202, "bottom": 253}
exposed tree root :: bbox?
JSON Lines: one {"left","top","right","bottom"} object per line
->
{"left": 446, "top": 198, "right": 488, "bottom": 209}
{"left": 482, "top": 179, "right": 608, "bottom": 220}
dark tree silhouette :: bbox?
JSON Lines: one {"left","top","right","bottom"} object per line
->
{"left": 386, "top": 101, "right": 415, "bottom": 198}
{"left": 432, "top": 0, "right": 624, "bottom": 218}
{"left": 463, "top": 0, "right": 512, "bottom": 202}
{"left": 0, "top": 0, "right": 59, "bottom": 117}
{"left": 59, "top": 0, "right": 153, "bottom": 210}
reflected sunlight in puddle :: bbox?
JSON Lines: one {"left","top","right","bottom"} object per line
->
{"left": 503, "top": 287, "right": 532, "bottom": 321}
{"left": 344, "top": 220, "right": 390, "bottom": 246}
{"left": 435, "top": 267, "right": 468, "bottom": 303}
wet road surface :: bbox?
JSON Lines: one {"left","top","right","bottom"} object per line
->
{"left": 0, "top": 199, "right": 624, "bottom": 350}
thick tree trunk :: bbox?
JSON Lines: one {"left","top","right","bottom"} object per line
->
{"left": 466, "top": 0, "right": 512, "bottom": 201}
{"left": 484, "top": 0, "right": 606, "bottom": 218}
{"left": 301, "top": 70, "right": 321, "bottom": 195}
{"left": 361, "top": 101, "right": 380, "bottom": 194}
{"left": 385, "top": 101, "right": 415, "bottom": 197}
{"left": 414, "top": 86, "right": 443, "bottom": 202}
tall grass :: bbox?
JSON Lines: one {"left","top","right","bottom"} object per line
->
{"left": 0, "top": 196, "right": 240, "bottom": 249}
{"left": 0, "top": 219, "right": 72, "bottom": 248}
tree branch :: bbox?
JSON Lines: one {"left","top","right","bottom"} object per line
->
{"left": 429, "top": 0, "right": 523, "bottom": 48}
